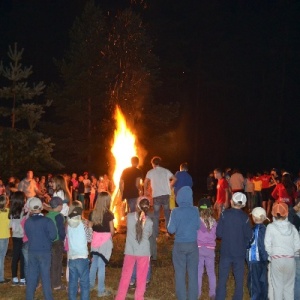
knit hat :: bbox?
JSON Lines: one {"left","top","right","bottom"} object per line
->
{"left": 272, "top": 202, "right": 288, "bottom": 217}
{"left": 252, "top": 207, "right": 267, "bottom": 221}
{"left": 68, "top": 207, "right": 83, "bottom": 219}
{"left": 49, "top": 196, "right": 63, "bottom": 208}
{"left": 28, "top": 197, "right": 42, "bottom": 211}
{"left": 232, "top": 192, "right": 247, "bottom": 206}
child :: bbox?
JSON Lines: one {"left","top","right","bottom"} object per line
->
{"left": 24, "top": 197, "right": 57, "bottom": 300}
{"left": 67, "top": 204, "right": 92, "bottom": 300}
{"left": 46, "top": 196, "right": 66, "bottom": 290}
{"left": 197, "top": 198, "right": 217, "bottom": 300}
{"left": 215, "top": 192, "right": 252, "bottom": 300}
{"left": 116, "top": 197, "right": 153, "bottom": 300}
{"left": 167, "top": 186, "right": 200, "bottom": 300}
{"left": 89, "top": 191, "right": 114, "bottom": 297}
{"left": 246, "top": 207, "right": 268, "bottom": 300}
{"left": 0, "top": 195, "right": 10, "bottom": 284}
{"left": 265, "top": 202, "right": 300, "bottom": 300}
{"left": 9, "top": 191, "right": 26, "bottom": 286}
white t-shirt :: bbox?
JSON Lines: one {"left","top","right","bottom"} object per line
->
{"left": 145, "top": 166, "right": 173, "bottom": 198}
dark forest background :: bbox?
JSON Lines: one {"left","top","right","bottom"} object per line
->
{"left": 0, "top": 0, "right": 300, "bottom": 189}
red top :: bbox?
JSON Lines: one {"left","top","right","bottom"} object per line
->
{"left": 271, "top": 183, "right": 297, "bottom": 206}
{"left": 260, "top": 174, "right": 271, "bottom": 189}
{"left": 216, "top": 178, "right": 228, "bottom": 204}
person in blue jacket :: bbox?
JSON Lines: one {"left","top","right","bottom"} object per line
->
{"left": 24, "top": 197, "right": 57, "bottom": 300}
{"left": 246, "top": 207, "right": 269, "bottom": 300}
{"left": 215, "top": 192, "right": 252, "bottom": 300}
{"left": 168, "top": 186, "right": 200, "bottom": 300}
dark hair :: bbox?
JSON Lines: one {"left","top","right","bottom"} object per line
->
{"left": 0, "top": 195, "right": 8, "bottom": 211}
{"left": 281, "top": 174, "right": 295, "bottom": 197}
{"left": 151, "top": 156, "right": 161, "bottom": 166}
{"left": 131, "top": 156, "right": 139, "bottom": 165}
{"left": 9, "top": 191, "right": 26, "bottom": 219}
{"left": 135, "top": 198, "right": 150, "bottom": 243}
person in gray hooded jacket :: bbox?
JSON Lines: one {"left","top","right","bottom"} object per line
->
{"left": 168, "top": 186, "right": 200, "bottom": 300}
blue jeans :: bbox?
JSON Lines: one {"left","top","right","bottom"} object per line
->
{"left": 68, "top": 258, "right": 90, "bottom": 300}
{"left": 127, "top": 197, "right": 138, "bottom": 213}
{"left": 130, "top": 261, "right": 151, "bottom": 283}
{"left": 295, "top": 257, "right": 300, "bottom": 299}
{"left": 153, "top": 195, "right": 170, "bottom": 235}
{"left": 89, "top": 254, "right": 106, "bottom": 293}
{"left": 22, "top": 242, "right": 29, "bottom": 280}
{"left": 26, "top": 252, "right": 53, "bottom": 300}
{"left": 172, "top": 242, "right": 198, "bottom": 300}
{"left": 0, "top": 238, "right": 9, "bottom": 281}
{"left": 216, "top": 256, "right": 245, "bottom": 300}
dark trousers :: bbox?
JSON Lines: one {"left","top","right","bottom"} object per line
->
{"left": 84, "top": 192, "right": 90, "bottom": 210}
{"left": 26, "top": 252, "right": 53, "bottom": 300}
{"left": 50, "top": 240, "right": 63, "bottom": 288}
{"left": 11, "top": 237, "right": 25, "bottom": 279}
{"left": 216, "top": 256, "right": 245, "bottom": 300}
{"left": 247, "top": 262, "right": 268, "bottom": 300}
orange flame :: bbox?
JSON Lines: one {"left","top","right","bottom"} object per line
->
{"left": 111, "top": 105, "right": 138, "bottom": 227}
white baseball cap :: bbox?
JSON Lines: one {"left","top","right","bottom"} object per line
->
{"left": 232, "top": 192, "right": 247, "bottom": 206}
{"left": 252, "top": 207, "right": 267, "bottom": 220}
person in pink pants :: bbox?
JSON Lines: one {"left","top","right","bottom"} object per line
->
{"left": 115, "top": 197, "right": 153, "bottom": 300}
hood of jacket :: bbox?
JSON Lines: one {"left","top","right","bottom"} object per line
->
{"left": 273, "top": 218, "right": 293, "bottom": 236}
{"left": 67, "top": 215, "right": 82, "bottom": 228}
{"left": 176, "top": 186, "right": 193, "bottom": 207}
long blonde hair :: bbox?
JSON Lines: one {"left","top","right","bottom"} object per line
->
{"left": 92, "top": 192, "right": 111, "bottom": 225}
{"left": 53, "top": 175, "right": 71, "bottom": 202}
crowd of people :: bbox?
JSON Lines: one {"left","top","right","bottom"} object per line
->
{"left": 0, "top": 160, "right": 300, "bottom": 300}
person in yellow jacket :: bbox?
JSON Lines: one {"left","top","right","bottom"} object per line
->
{"left": 0, "top": 195, "right": 10, "bottom": 284}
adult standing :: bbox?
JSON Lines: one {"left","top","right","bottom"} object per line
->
{"left": 18, "top": 170, "right": 41, "bottom": 199}
{"left": 83, "top": 172, "right": 91, "bottom": 210}
{"left": 144, "top": 156, "right": 176, "bottom": 238}
{"left": 119, "top": 156, "right": 143, "bottom": 213}
{"left": 173, "top": 162, "right": 193, "bottom": 196}
{"left": 229, "top": 168, "right": 244, "bottom": 194}
{"left": 213, "top": 168, "right": 229, "bottom": 219}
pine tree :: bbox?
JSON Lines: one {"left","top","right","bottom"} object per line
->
{"left": 0, "top": 43, "right": 63, "bottom": 177}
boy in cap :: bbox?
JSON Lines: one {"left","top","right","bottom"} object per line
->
{"left": 265, "top": 202, "right": 300, "bottom": 300}
{"left": 46, "top": 196, "right": 66, "bottom": 290}
{"left": 246, "top": 207, "right": 269, "bottom": 300}
{"left": 215, "top": 192, "right": 252, "bottom": 300}
{"left": 67, "top": 202, "right": 92, "bottom": 300}
{"left": 24, "top": 197, "right": 57, "bottom": 300}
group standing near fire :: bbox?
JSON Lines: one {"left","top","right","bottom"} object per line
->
{"left": 0, "top": 159, "right": 300, "bottom": 300}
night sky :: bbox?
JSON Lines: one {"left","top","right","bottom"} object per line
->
{"left": 1, "top": 0, "right": 300, "bottom": 187}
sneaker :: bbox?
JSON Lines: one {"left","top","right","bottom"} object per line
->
{"left": 12, "top": 278, "right": 19, "bottom": 286}
{"left": 19, "top": 279, "right": 26, "bottom": 286}
{"left": 98, "top": 290, "right": 112, "bottom": 297}
{"left": 129, "top": 282, "right": 136, "bottom": 289}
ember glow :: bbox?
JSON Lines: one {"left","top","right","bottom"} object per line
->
{"left": 111, "top": 105, "right": 138, "bottom": 226}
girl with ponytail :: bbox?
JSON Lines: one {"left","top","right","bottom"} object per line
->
{"left": 116, "top": 197, "right": 153, "bottom": 300}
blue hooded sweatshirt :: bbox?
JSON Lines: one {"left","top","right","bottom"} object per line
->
{"left": 167, "top": 186, "right": 200, "bottom": 242}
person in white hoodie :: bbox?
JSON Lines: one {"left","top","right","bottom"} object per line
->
{"left": 67, "top": 203, "right": 92, "bottom": 300}
{"left": 265, "top": 202, "right": 300, "bottom": 300}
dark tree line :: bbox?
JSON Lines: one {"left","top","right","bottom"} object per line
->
{"left": 1, "top": 0, "right": 300, "bottom": 182}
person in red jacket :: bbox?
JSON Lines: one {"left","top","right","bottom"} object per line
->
{"left": 271, "top": 173, "right": 297, "bottom": 207}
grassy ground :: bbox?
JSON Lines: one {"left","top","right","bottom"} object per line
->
{"left": 1, "top": 218, "right": 251, "bottom": 300}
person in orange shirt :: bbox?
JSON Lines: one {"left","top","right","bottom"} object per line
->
{"left": 252, "top": 173, "right": 262, "bottom": 208}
